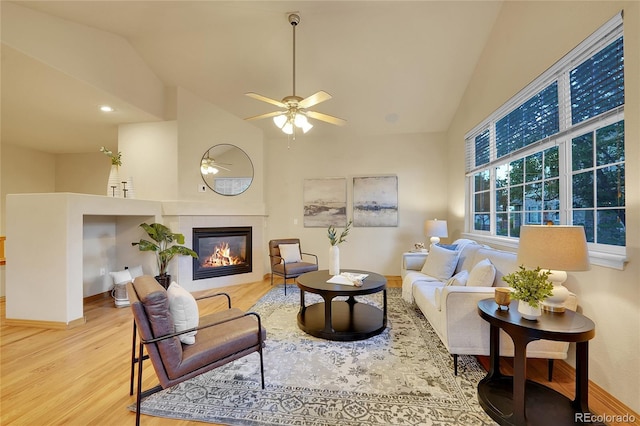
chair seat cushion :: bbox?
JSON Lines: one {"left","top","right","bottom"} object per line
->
{"left": 272, "top": 261, "right": 318, "bottom": 277}
{"left": 169, "top": 308, "right": 265, "bottom": 380}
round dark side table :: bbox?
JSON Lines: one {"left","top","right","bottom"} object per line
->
{"left": 477, "top": 298, "right": 601, "bottom": 426}
{"left": 296, "top": 269, "right": 387, "bottom": 341}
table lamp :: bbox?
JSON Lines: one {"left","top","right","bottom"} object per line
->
{"left": 424, "top": 219, "right": 448, "bottom": 246}
{"left": 517, "top": 225, "right": 590, "bottom": 312}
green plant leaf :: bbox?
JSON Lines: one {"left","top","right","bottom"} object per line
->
{"left": 502, "top": 265, "right": 554, "bottom": 306}
{"left": 132, "top": 223, "right": 198, "bottom": 275}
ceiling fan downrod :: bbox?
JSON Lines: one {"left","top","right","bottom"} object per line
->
{"left": 288, "top": 13, "right": 300, "bottom": 97}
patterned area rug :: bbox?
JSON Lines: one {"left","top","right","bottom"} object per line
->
{"left": 135, "top": 287, "right": 496, "bottom": 425}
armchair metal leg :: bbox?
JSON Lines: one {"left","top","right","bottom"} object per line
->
{"left": 134, "top": 341, "right": 163, "bottom": 426}
{"left": 135, "top": 341, "right": 144, "bottom": 426}
{"left": 548, "top": 359, "right": 554, "bottom": 382}
{"left": 130, "top": 321, "right": 149, "bottom": 396}
{"left": 453, "top": 354, "right": 458, "bottom": 375}
{"left": 259, "top": 346, "right": 265, "bottom": 390}
{"left": 130, "top": 321, "right": 137, "bottom": 396}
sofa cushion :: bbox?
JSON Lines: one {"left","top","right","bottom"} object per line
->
{"left": 402, "top": 271, "right": 442, "bottom": 303}
{"left": 279, "top": 243, "right": 302, "bottom": 263}
{"left": 473, "top": 248, "right": 518, "bottom": 287}
{"left": 455, "top": 242, "right": 483, "bottom": 274}
{"left": 420, "top": 244, "right": 460, "bottom": 280}
{"left": 446, "top": 270, "right": 469, "bottom": 286}
{"left": 167, "top": 282, "right": 199, "bottom": 344}
{"left": 436, "top": 243, "right": 458, "bottom": 251}
{"left": 467, "top": 258, "right": 496, "bottom": 287}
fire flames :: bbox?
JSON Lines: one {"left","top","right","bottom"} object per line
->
{"left": 202, "top": 241, "right": 244, "bottom": 267}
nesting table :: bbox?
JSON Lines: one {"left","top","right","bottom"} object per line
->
{"left": 296, "top": 269, "right": 387, "bottom": 341}
{"left": 477, "top": 299, "right": 600, "bottom": 426}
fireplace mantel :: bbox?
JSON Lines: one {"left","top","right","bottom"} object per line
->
{"left": 161, "top": 201, "right": 267, "bottom": 217}
{"left": 5, "top": 193, "right": 266, "bottom": 328}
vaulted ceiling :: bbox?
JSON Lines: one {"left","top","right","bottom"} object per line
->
{"left": 1, "top": 1, "right": 503, "bottom": 153}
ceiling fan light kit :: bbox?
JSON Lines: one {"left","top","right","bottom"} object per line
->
{"left": 244, "top": 12, "right": 346, "bottom": 139}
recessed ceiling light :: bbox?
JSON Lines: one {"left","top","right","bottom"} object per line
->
{"left": 99, "top": 105, "right": 114, "bottom": 112}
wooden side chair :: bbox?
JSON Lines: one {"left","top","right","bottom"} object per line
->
{"left": 127, "top": 276, "right": 266, "bottom": 425}
{"left": 268, "top": 238, "right": 318, "bottom": 295}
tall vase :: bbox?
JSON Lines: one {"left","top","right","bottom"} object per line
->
{"left": 329, "top": 245, "right": 340, "bottom": 276}
{"left": 107, "top": 165, "right": 120, "bottom": 197}
{"left": 518, "top": 300, "right": 542, "bottom": 321}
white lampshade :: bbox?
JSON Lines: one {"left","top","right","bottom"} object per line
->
{"left": 282, "top": 122, "right": 294, "bottom": 135}
{"left": 273, "top": 115, "right": 287, "bottom": 128}
{"left": 517, "top": 225, "right": 590, "bottom": 271}
{"left": 300, "top": 121, "right": 313, "bottom": 133}
{"left": 517, "top": 225, "right": 590, "bottom": 312}
{"left": 424, "top": 219, "right": 448, "bottom": 245}
{"left": 294, "top": 113, "right": 308, "bottom": 127}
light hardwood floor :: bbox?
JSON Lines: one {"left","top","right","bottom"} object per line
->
{"left": 1, "top": 276, "right": 636, "bottom": 425}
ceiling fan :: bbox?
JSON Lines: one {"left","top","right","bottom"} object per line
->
{"left": 244, "top": 13, "right": 346, "bottom": 135}
{"left": 200, "top": 153, "right": 230, "bottom": 175}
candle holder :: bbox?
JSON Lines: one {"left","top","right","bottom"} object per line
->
{"left": 494, "top": 287, "right": 511, "bottom": 310}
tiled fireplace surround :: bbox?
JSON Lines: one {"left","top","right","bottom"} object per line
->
{"left": 172, "top": 212, "right": 265, "bottom": 292}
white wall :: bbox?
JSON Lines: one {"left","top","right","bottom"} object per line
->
{"left": 56, "top": 153, "right": 110, "bottom": 195}
{"left": 446, "top": 1, "right": 640, "bottom": 412}
{"left": 118, "top": 121, "right": 179, "bottom": 201}
{"left": 175, "top": 87, "right": 265, "bottom": 209}
{"left": 264, "top": 131, "right": 450, "bottom": 275}
{"left": 2, "top": 1, "right": 165, "bottom": 119}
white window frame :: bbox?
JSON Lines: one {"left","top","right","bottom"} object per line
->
{"left": 463, "top": 12, "right": 626, "bottom": 270}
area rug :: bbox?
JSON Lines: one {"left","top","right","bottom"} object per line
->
{"left": 135, "top": 287, "right": 496, "bottom": 425}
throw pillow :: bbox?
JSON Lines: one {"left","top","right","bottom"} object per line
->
{"left": 128, "top": 265, "right": 144, "bottom": 279}
{"left": 279, "top": 243, "right": 302, "bottom": 263}
{"left": 110, "top": 269, "right": 132, "bottom": 286}
{"left": 167, "top": 282, "right": 199, "bottom": 345}
{"left": 420, "top": 244, "right": 460, "bottom": 280}
{"left": 467, "top": 258, "right": 497, "bottom": 287}
{"left": 436, "top": 243, "right": 459, "bottom": 251}
{"left": 445, "top": 270, "right": 469, "bottom": 286}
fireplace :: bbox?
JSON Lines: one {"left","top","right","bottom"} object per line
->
{"left": 192, "top": 227, "right": 252, "bottom": 280}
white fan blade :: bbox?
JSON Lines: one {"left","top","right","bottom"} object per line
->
{"left": 245, "top": 92, "right": 286, "bottom": 108}
{"left": 306, "top": 110, "right": 347, "bottom": 126}
{"left": 298, "top": 91, "right": 332, "bottom": 109}
{"left": 244, "top": 111, "right": 285, "bottom": 121}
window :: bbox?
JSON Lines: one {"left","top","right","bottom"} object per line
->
{"left": 465, "top": 13, "right": 625, "bottom": 262}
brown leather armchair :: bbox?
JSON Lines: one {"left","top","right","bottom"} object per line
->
{"left": 268, "top": 238, "right": 318, "bottom": 295}
{"left": 127, "top": 276, "right": 266, "bottom": 425}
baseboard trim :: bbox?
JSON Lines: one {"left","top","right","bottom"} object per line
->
{"left": 554, "top": 360, "right": 640, "bottom": 425}
{"left": 4, "top": 316, "right": 86, "bottom": 330}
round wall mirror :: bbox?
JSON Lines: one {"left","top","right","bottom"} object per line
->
{"left": 200, "top": 144, "right": 253, "bottom": 196}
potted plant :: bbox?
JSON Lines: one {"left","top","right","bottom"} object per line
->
{"left": 502, "top": 265, "right": 554, "bottom": 320}
{"left": 132, "top": 223, "right": 198, "bottom": 289}
{"left": 327, "top": 219, "right": 352, "bottom": 275}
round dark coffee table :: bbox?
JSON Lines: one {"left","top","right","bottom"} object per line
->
{"left": 296, "top": 269, "right": 387, "bottom": 341}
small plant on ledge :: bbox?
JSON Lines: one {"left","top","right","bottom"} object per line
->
{"left": 132, "top": 223, "right": 198, "bottom": 289}
{"left": 100, "top": 146, "right": 122, "bottom": 166}
{"left": 327, "top": 220, "right": 353, "bottom": 246}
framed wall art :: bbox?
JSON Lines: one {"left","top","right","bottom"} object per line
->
{"left": 353, "top": 175, "right": 398, "bottom": 227}
{"left": 303, "top": 178, "right": 347, "bottom": 227}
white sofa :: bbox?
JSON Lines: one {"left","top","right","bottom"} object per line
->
{"left": 402, "top": 239, "right": 577, "bottom": 376}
